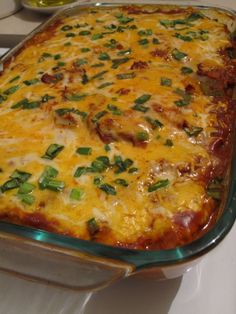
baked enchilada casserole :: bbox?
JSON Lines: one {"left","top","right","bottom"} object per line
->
{"left": 0, "top": 5, "right": 235, "bottom": 250}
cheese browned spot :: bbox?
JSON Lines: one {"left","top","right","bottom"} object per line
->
{"left": 0, "top": 5, "right": 235, "bottom": 250}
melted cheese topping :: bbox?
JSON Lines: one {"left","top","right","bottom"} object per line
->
{"left": 0, "top": 5, "right": 234, "bottom": 249}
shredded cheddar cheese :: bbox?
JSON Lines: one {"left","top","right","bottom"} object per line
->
{"left": 0, "top": 5, "right": 235, "bottom": 249}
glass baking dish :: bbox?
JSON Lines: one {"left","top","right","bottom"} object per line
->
{"left": 0, "top": 1, "right": 236, "bottom": 291}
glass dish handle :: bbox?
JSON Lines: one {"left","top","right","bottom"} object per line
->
{"left": 0, "top": 231, "right": 133, "bottom": 291}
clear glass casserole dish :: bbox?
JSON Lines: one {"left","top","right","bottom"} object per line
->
{"left": 0, "top": 1, "right": 236, "bottom": 291}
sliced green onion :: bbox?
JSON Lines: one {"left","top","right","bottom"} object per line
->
{"left": 114, "top": 178, "right": 129, "bottom": 187}
{"left": 42, "top": 144, "right": 64, "bottom": 160}
{"left": 128, "top": 167, "right": 138, "bottom": 173}
{"left": 172, "top": 48, "right": 187, "bottom": 60}
{"left": 91, "top": 33, "right": 103, "bottom": 40}
{"left": 148, "top": 179, "right": 170, "bottom": 192}
{"left": 41, "top": 179, "right": 65, "bottom": 192}
{"left": 152, "top": 38, "right": 160, "bottom": 45}
{"left": 107, "top": 104, "right": 122, "bottom": 115}
{"left": 91, "top": 70, "right": 108, "bottom": 80}
{"left": 160, "top": 77, "right": 172, "bottom": 87}
{"left": 104, "top": 144, "right": 111, "bottom": 152}
{"left": 81, "top": 48, "right": 91, "bottom": 52}
{"left": 181, "top": 66, "right": 193, "bottom": 74}
{"left": 61, "top": 25, "right": 73, "bottom": 31}
{"left": 138, "top": 38, "right": 149, "bottom": 46}
{"left": 41, "top": 94, "right": 55, "bottom": 103}
{"left": 3, "top": 85, "right": 20, "bottom": 95}
{"left": 99, "top": 183, "right": 116, "bottom": 195}
{"left": 23, "top": 79, "right": 39, "bottom": 86}
{"left": 79, "top": 31, "right": 91, "bottom": 36}
{"left": 66, "top": 32, "right": 75, "bottom": 37}
{"left": 134, "top": 94, "right": 151, "bottom": 104}
{"left": 97, "top": 82, "right": 114, "bottom": 89}
{"left": 9, "top": 75, "right": 20, "bottom": 83}
{"left": 87, "top": 218, "right": 99, "bottom": 236}
{"left": 76, "top": 147, "right": 92, "bottom": 155}
{"left": 116, "top": 72, "right": 135, "bottom": 80}
{"left": 18, "top": 182, "right": 35, "bottom": 194}
{"left": 184, "top": 126, "right": 203, "bottom": 137}
{"left": 164, "top": 139, "right": 173, "bottom": 147}
{"left": 74, "top": 167, "right": 87, "bottom": 178}
{"left": 10, "top": 170, "right": 32, "bottom": 183}
{"left": 54, "top": 54, "right": 61, "bottom": 60}
{"left": 98, "top": 52, "right": 110, "bottom": 60}
{"left": 70, "top": 188, "right": 84, "bottom": 201}
{"left": 74, "top": 58, "right": 88, "bottom": 67}
{"left": 17, "top": 194, "right": 35, "bottom": 205}
{"left": 145, "top": 116, "right": 163, "bottom": 129}
{"left": 39, "top": 166, "right": 58, "bottom": 189}
{"left": 136, "top": 131, "right": 149, "bottom": 141}
{"left": 117, "top": 48, "right": 132, "bottom": 56}
{"left": 111, "top": 57, "right": 129, "bottom": 69}
{"left": 92, "top": 110, "right": 107, "bottom": 123}
{"left": 1, "top": 179, "right": 21, "bottom": 193}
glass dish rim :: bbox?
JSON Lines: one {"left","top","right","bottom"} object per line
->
{"left": 0, "top": 0, "right": 236, "bottom": 269}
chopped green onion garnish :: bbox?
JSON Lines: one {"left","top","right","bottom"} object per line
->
{"left": 134, "top": 94, "right": 151, "bottom": 104}
{"left": 42, "top": 144, "right": 64, "bottom": 160}
{"left": 107, "top": 104, "right": 122, "bottom": 115}
{"left": 138, "top": 38, "right": 149, "bottom": 46}
{"left": 91, "top": 33, "right": 103, "bottom": 40}
{"left": 74, "top": 167, "right": 87, "bottom": 178}
{"left": 74, "top": 58, "right": 88, "bottom": 67}
{"left": 10, "top": 169, "right": 32, "bottom": 183}
{"left": 17, "top": 194, "right": 35, "bottom": 205}
{"left": 111, "top": 57, "right": 129, "bottom": 69}
{"left": 148, "top": 179, "right": 170, "bottom": 192}
{"left": 98, "top": 52, "right": 110, "bottom": 61}
{"left": 152, "top": 38, "right": 160, "bottom": 45}
{"left": 175, "top": 33, "right": 192, "bottom": 42}
{"left": 39, "top": 166, "right": 58, "bottom": 189}
{"left": 41, "top": 94, "right": 55, "bottom": 103}
{"left": 114, "top": 178, "right": 129, "bottom": 187}
{"left": 145, "top": 116, "right": 163, "bottom": 129}
{"left": 92, "top": 110, "right": 107, "bottom": 123}
{"left": 104, "top": 144, "right": 111, "bottom": 152}
{"left": 99, "top": 183, "right": 116, "bottom": 195}
{"left": 54, "top": 54, "right": 61, "bottom": 60}
{"left": 87, "top": 218, "right": 99, "bottom": 236}
{"left": 128, "top": 167, "right": 138, "bottom": 173}
{"left": 76, "top": 147, "right": 92, "bottom": 155}
{"left": 184, "top": 126, "right": 203, "bottom": 137}
{"left": 181, "top": 66, "right": 193, "bottom": 74}
{"left": 1, "top": 179, "right": 21, "bottom": 193}
{"left": 42, "top": 179, "right": 65, "bottom": 192}
{"left": 97, "top": 82, "right": 114, "bottom": 89}
{"left": 161, "top": 77, "right": 172, "bottom": 87}
{"left": 18, "top": 182, "right": 35, "bottom": 194}
{"left": 70, "top": 188, "right": 84, "bottom": 201}
{"left": 3, "top": 85, "right": 20, "bottom": 95}
{"left": 9, "top": 75, "right": 20, "bottom": 83}
{"left": 164, "top": 139, "right": 173, "bottom": 147}
{"left": 65, "top": 93, "right": 87, "bottom": 101}
{"left": 81, "top": 48, "right": 91, "bottom": 53}
{"left": 66, "top": 32, "right": 76, "bottom": 37}
{"left": 138, "top": 29, "right": 153, "bottom": 36}
{"left": 117, "top": 48, "right": 132, "bottom": 56}
{"left": 79, "top": 31, "right": 91, "bottom": 36}
{"left": 172, "top": 48, "right": 187, "bottom": 60}
{"left": 61, "top": 25, "right": 73, "bottom": 31}
{"left": 136, "top": 131, "right": 149, "bottom": 141}
{"left": 116, "top": 72, "right": 135, "bottom": 80}
{"left": 23, "top": 79, "right": 39, "bottom": 86}
{"left": 91, "top": 70, "right": 108, "bottom": 80}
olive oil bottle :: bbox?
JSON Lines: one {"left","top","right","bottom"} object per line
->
{"left": 28, "top": 0, "right": 75, "bottom": 7}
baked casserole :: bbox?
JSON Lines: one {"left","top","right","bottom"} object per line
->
{"left": 0, "top": 5, "right": 235, "bottom": 250}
